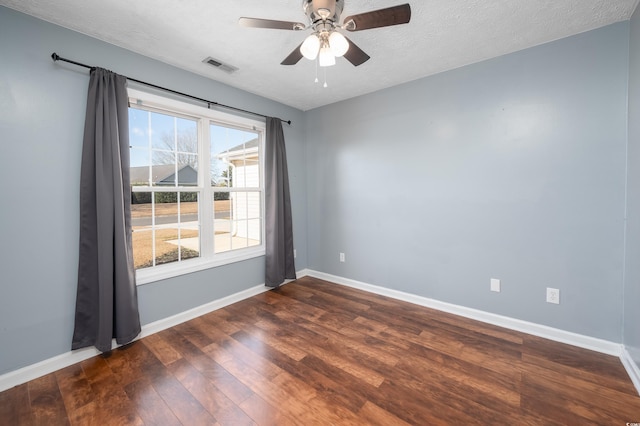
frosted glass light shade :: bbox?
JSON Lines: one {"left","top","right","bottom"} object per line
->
{"left": 300, "top": 34, "right": 320, "bottom": 60}
{"left": 329, "top": 31, "right": 349, "bottom": 57}
{"left": 318, "top": 46, "right": 336, "bottom": 67}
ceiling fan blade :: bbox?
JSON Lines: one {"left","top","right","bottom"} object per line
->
{"left": 239, "top": 17, "right": 306, "bottom": 30}
{"left": 342, "top": 4, "right": 411, "bottom": 31}
{"left": 343, "top": 37, "right": 370, "bottom": 66}
{"left": 281, "top": 43, "right": 304, "bottom": 65}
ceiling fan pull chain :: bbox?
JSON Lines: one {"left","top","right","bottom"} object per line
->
{"left": 315, "top": 58, "right": 319, "bottom": 83}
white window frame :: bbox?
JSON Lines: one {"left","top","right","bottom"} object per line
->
{"left": 128, "top": 88, "right": 266, "bottom": 285}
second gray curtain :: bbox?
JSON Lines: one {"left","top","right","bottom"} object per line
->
{"left": 265, "top": 117, "right": 296, "bottom": 287}
{"left": 72, "top": 67, "right": 141, "bottom": 352}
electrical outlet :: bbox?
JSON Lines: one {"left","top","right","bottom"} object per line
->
{"left": 339, "top": 252, "right": 345, "bottom": 263}
{"left": 546, "top": 288, "right": 560, "bottom": 304}
{"left": 490, "top": 278, "right": 501, "bottom": 292}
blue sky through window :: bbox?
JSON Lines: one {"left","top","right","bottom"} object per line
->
{"left": 129, "top": 108, "right": 258, "bottom": 170}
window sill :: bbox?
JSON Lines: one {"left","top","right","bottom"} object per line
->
{"left": 135, "top": 247, "right": 265, "bottom": 286}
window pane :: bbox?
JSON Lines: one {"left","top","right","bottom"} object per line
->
{"left": 151, "top": 112, "right": 177, "bottom": 150}
{"left": 232, "top": 219, "right": 249, "bottom": 250}
{"left": 152, "top": 192, "right": 200, "bottom": 266}
{"left": 131, "top": 191, "right": 201, "bottom": 270}
{"left": 153, "top": 192, "right": 179, "bottom": 266}
{"left": 131, "top": 191, "right": 153, "bottom": 269}
{"left": 230, "top": 191, "right": 261, "bottom": 249}
{"left": 133, "top": 229, "right": 154, "bottom": 269}
{"left": 179, "top": 192, "right": 200, "bottom": 259}
{"left": 247, "top": 219, "right": 261, "bottom": 247}
{"left": 214, "top": 197, "right": 232, "bottom": 254}
{"left": 178, "top": 154, "right": 198, "bottom": 187}
{"left": 214, "top": 197, "right": 231, "bottom": 221}
{"left": 213, "top": 191, "right": 261, "bottom": 253}
{"left": 247, "top": 191, "right": 261, "bottom": 220}
{"left": 129, "top": 107, "right": 153, "bottom": 186}
{"left": 129, "top": 107, "right": 199, "bottom": 187}
{"left": 176, "top": 118, "right": 198, "bottom": 154}
{"left": 129, "top": 108, "right": 150, "bottom": 149}
{"left": 152, "top": 154, "right": 176, "bottom": 187}
{"left": 210, "top": 124, "right": 260, "bottom": 189}
{"left": 149, "top": 156, "right": 198, "bottom": 187}
{"left": 130, "top": 152, "right": 151, "bottom": 186}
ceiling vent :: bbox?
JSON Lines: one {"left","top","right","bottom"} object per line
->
{"left": 202, "top": 57, "right": 238, "bottom": 74}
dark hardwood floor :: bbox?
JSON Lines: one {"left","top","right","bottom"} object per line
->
{"left": 2, "top": 276, "right": 640, "bottom": 425}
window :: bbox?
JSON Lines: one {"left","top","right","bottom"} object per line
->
{"left": 128, "top": 89, "right": 265, "bottom": 284}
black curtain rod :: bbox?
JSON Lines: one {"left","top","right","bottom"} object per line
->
{"left": 51, "top": 53, "right": 291, "bottom": 125}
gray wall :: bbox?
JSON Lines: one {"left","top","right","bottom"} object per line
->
{"left": 305, "top": 23, "right": 629, "bottom": 342}
{"left": 0, "top": 6, "right": 307, "bottom": 375}
{"left": 624, "top": 5, "right": 640, "bottom": 367}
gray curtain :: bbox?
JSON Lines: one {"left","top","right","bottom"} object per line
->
{"left": 265, "top": 117, "right": 296, "bottom": 287}
{"left": 72, "top": 68, "right": 141, "bottom": 352}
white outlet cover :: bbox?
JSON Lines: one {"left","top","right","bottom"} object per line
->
{"left": 546, "top": 288, "right": 560, "bottom": 304}
{"left": 490, "top": 278, "right": 501, "bottom": 292}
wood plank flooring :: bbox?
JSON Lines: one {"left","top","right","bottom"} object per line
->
{"left": 2, "top": 276, "right": 640, "bottom": 425}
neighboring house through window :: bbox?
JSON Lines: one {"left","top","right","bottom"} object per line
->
{"left": 213, "top": 137, "right": 261, "bottom": 252}
{"left": 128, "top": 89, "right": 265, "bottom": 284}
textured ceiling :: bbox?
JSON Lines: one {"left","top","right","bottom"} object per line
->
{"left": 1, "top": 0, "right": 638, "bottom": 111}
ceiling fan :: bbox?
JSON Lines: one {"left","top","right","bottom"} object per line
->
{"left": 239, "top": 0, "right": 411, "bottom": 67}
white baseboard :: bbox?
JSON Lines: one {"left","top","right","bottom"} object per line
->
{"left": 621, "top": 347, "right": 640, "bottom": 396}
{"left": 295, "top": 268, "right": 311, "bottom": 279}
{"left": 0, "top": 268, "right": 315, "bottom": 393}
{"left": 139, "top": 282, "right": 270, "bottom": 338}
{"left": 0, "top": 282, "right": 273, "bottom": 393}
{"left": 305, "top": 270, "right": 623, "bottom": 357}
{"left": 2, "top": 267, "right": 631, "bottom": 395}
{"left": 0, "top": 346, "right": 104, "bottom": 394}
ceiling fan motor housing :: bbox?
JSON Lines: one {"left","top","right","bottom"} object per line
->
{"left": 303, "top": 0, "right": 344, "bottom": 24}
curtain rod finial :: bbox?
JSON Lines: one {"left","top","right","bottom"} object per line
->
{"left": 51, "top": 52, "right": 60, "bottom": 61}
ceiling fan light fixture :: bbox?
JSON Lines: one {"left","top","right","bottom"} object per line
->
{"left": 240, "top": 1, "right": 410, "bottom": 70}
{"left": 328, "top": 31, "right": 349, "bottom": 57}
{"left": 300, "top": 33, "right": 320, "bottom": 60}
{"left": 319, "top": 45, "right": 336, "bottom": 67}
